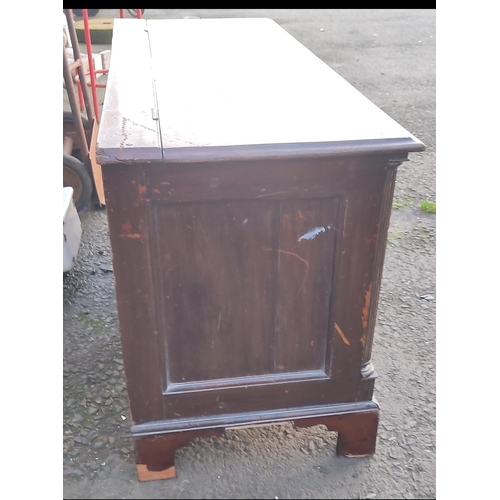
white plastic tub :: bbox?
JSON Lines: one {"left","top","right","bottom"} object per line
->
{"left": 63, "top": 187, "right": 82, "bottom": 272}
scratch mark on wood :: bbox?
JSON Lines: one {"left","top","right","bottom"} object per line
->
{"left": 263, "top": 247, "right": 309, "bottom": 296}
{"left": 138, "top": 184, "right": 147, "bottom": 195}
{"left": 298, "top": 226, "right": 326, "bottom": 242}
{"left": 343, "top": 200, "right": 349, "bottom": 238}
{"left": 217, "top": 312, "right": 221, "bottom": 332}
{"left": 119, "top": 233, "right": 142, "bottom": 239}
{"left": 121, "top": 221, "right": 132, "bottom": 233}
{"left": 361, "top": 285, "right": 372, "bottom": 329}
{"left": 335, "top": 323, "right": 350, "bottom": 345}
{"left": 361, "top": 283, "right": 372, "bottom": 329}
{"left": 298, "top": 210, "right": 306, "bottom": 220}
{"left": 160, "top": 181, "right": 170, "bottom": 185}
{"left": 257, "top": 190, "right": 292, "bottom": 198}
{"left": 360, "top": 333, "right": 366, "bottom": 345}
{"left": 119, "top": 117, "right": 128, "bottom": 149}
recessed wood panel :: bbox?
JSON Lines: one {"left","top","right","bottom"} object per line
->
{"left": 150, "top": 197, "right": 340, "bottom": 393}
{"left": 152, "top": 201, "right": 276, "bottom": 387}
{"left": 274, "top": 197, "right": 340, "bottom": 373}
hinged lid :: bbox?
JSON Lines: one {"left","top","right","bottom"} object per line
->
{"left": 97, "top": 18, "right": 424, "bottom": 164}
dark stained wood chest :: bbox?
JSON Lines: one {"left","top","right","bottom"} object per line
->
{"left": 96, "top": 17, "right": 424, "bottom": 481}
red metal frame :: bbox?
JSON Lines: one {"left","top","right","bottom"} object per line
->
{"left": 82, "top": 9, "right": 100, "bottom": 123}
{"left": 72, "top": 9, "right": 144, "bottom": 123}
{"left": 63, "top": 9, "right": 95, "bottom": 173}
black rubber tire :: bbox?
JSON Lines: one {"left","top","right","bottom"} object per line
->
{"left": 73, "top": 9, "right": 100, "bottom": 17}
{"left": 63, "top": 155, "right": 93, "bottom": 212}
{"left": 63, "top": 111, "right": 91, "bottom": 131}
{"left": 127, "top": 9, "right": 145, "bottom": 17}
{"left": 63, "top": 111, "right": 91, "bottom": 160}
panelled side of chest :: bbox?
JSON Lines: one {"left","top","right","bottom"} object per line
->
{"left": 102, "top": 153, "right": 400, "bottom": 424}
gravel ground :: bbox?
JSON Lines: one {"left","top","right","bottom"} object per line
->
{"left": 63, "top": 9, "right": 435, "bottom": 499}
